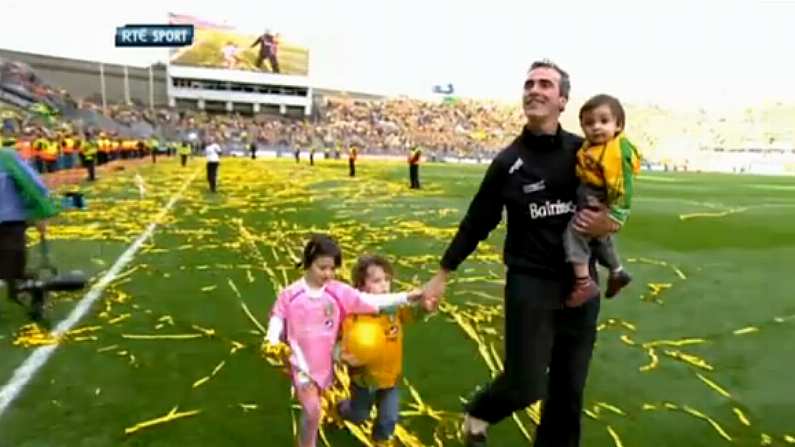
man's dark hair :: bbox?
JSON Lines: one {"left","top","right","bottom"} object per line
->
{"left": 351, "top": 254, "right": 394, "bottom": 289}
{"left": 529, "top": 59, "right": 571, "bottom": 99}
{"left": 300, "top": 234, "right": 342, "bottom": 269}
{"left": 579, "top": 94, "right": 626, "bottom": 130}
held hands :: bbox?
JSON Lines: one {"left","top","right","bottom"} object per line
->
{"left": 407, "top": 288, "right": 439, "bottom": 313}
{"left": 419, "top": 270, "right": 449, "bottom": 312}
{"left": 407, "top": 288, "right": 424, "bottom": 302}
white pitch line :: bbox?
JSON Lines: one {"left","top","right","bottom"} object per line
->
{"left": 0, "top": 168, "right": 199, "bottom": 418}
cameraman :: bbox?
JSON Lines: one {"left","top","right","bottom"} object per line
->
{"left": 0, "top": 138, "right": 57, "bottom": 319}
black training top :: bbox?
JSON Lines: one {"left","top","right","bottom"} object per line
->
{"left": 441, "top": 125, "right": 584, "bottom": 278}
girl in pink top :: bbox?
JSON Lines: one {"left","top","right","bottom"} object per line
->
{"left": 265, "top": 234, "right": 422, "bottom": 447}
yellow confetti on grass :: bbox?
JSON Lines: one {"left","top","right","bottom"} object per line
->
{"left": 230, "top": 341, "right": 246, "bottom": 354}
{"left": 240, "top": 301, "right": 267, "bottom": 335}
{"left": 210, "top": 360, "right": 225, "bottom": 376}
{"left": 733, "top": 326, "right": 759, "bottom": 335}
{"left": 394, "top": 424, "right": 428, "bottom": 447}
{"left": 227, "top": 278, "right": 241, "bottom": 298}
{"left": 13, "top": 324, "right": 101, "bottom": 347}
{"left": 191, "top": 376, "right": 210, "bottom": 388}
{"left": 72, "top": 336, "right": 98, "bottom": 342}
{"left": 238, "top": 403, "right": 258, "bottom": 412}
{"left": 596, "top": 402, "right": 626, "bottom": 416}
{"left": 681, "top": 405, "right": 733, "bottom": 442}
{"left": 525, "top": 401, "right": 542, "bottom": 425}
{"left": 629, "top": 257, "right": 668, "bottom": 267}
{"left": 663, "top": 350, "right": 714, "bottom": 371}
{"left": 121, "top": 333, "right": 205, "bottom": 340}
{"left": 774, "top": 314, "right": 795, "bottom": 323}
{"left": 639, "top": 348, "right": 659, "bottom": 372}
{"left": 111, "top": 265, "right": 141, "bottom": 284}
{"left": 644, "top": 282, "right": 673, "bottom": 303}
{"left": 620, "top": 321, "right": 637, "bottom": 332}
{"left": 696, "top": 373, "right": 732, "bottom": 399}
{"left": 13, "top": 325, "right": 58, "bottom": 347}
{"left": 511, "top": 412, "right": 534, "bottom": 444}
{"left": 124, "top": 406, "right": 201, "bottom": 435}
{"left": 200, "top": 285, "right": 217, "bottom": 292}
{"left": 679, "top": 207, "right": 747, "bottom": 221}
{"left": 733, "top": 407, "right": 751, "bottom": 426}
{"left": 607, "top": 425, "right": 625, "bottom": 447}
{"left": 69, "top": 325, "right": 103, "bottom": 335}
{"left": 95, "top": 164, "right": 792, "bottom": 445}
{"left": 461, "top": 290, "right": 502, "bottom": 303}
{"left": 108, "top": 313, "right": 131, "bottom": 324}
{"left": 598, "top": 318, "right": 637, "bottom": 332}
{"left": 191, "top": 325, "right": 216, "bottom": 337}
{"left": 642, "top": 338, "right": 707, "bottom": 348}
{"left": 649, "top": 283, "right": 672, "bottom": 293}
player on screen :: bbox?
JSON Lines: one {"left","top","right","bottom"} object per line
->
{"left": 250, "top": 29, "right": 280, "bottom": 73}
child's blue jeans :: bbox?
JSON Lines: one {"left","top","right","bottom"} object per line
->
{"left": 339, "top": 383, "right": 399, "bottom": 441}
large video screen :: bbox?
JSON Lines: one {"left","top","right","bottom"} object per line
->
{"left": 168, "top": 13, "right": 309, "bottom": 76}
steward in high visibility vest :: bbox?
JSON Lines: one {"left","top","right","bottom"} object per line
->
{"left": 80, "top": 138, "right": 98, "bottom": 181}
{"left": 178, "top": 141, "right": 191, "bottom": 167}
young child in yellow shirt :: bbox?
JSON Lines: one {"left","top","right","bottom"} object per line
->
{"left": 565, "top": 94, "right": 641, "bottom": 307}
{"left": 337, "top": 255, "right": 426, "bottom": 446}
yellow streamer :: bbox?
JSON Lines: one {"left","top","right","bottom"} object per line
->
{"left": 696, "top": 373, "right": 732, "bottom": 399}
{"left": 732, "top": 407, "right": 750, "bottom": 426}
{"left": 108, "top": 314, "right": 131, "bottom": 325}
{"left": 663, "top": 350, "right": 714, "bottom": 371}
{"left": 124, "top": 406, "right": 201, "bottom": 435}
{"left": 639, "top": 348, "right": 659, "bottom": 372}
{"left": 607, "top": 425, "right": 625, "bottom": 447}
{"left": 121, "top": 333, "right": 204, "bottom": 340}
{"left": 733, "top": 326, "right": 759, "bottom": 335}
{"left": 681, "top": 405, "right": 733, "bottom": 442}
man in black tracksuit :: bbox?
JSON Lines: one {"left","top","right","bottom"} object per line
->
{"left": 423, "top": 60, "right": 619, "bottom": 447}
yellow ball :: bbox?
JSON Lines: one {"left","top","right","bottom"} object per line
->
{"left": 342, "top": 316, "right": 386, "bottom": 367}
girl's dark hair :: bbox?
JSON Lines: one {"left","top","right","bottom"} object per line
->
{"left": 351, "top": 255, "right": 394, "bottom": 289}
{"left": 300, "top": 234, "right": 342, "bottom": 269}
{"left": 579, "top": 94, "right": 626, "bottom": 129}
